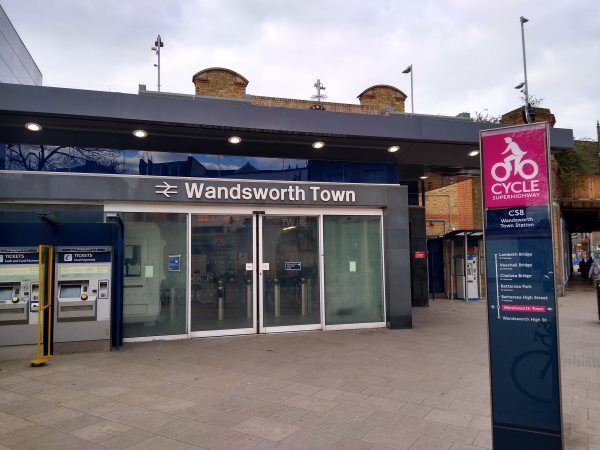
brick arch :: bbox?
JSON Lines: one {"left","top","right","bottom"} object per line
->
{"left": 192, "top": 67, "right": 249, "bottom": 98}
{"left": 357, "top": 85, "right": 407, "bottom": 113}
{"left": 357, "top": 84, "right": 407, "bottom": 100}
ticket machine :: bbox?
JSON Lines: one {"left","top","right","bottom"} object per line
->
{"left": 455, "top": 253, "right": 479, "bottom": 301}
{"left": 54, "top": 247, "right": 112, "bottom": 349}
{"left": 0, "top": 247, "right": 39, "bottom": 347}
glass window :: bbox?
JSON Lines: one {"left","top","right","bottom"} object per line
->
{"left": 1, "top": 143, "right": 399, "bottom": 185}
{"left": 0, "top": 204, "right": 104, "bottom": 223}
{"left": 190, "top": 215, "right": 254, "bottom": 332}
{"left": 323, "top": 215, "right": 384, "bottom": 325}
{"left": 121, "top": 212, "right": 187, "bottom": 338}
{"left": 262, "top": 216, "right": 320, "bottom": 327}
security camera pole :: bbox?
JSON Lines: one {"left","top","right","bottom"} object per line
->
{"left": 313, "top": 79, "right": 326, "bottom": 103}
{"left": 597, "top": 120, "right": 600, "bottom": 172}
{"left": 402, "top": 65, "right": 413, "bottom": 114}
{"left": 519, "top": 17, "right": 530, "bottom": 123}
{"left": 151, "top": 35, "right": 164, "bottom": 92}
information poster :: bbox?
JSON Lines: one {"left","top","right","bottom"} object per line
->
{"left": 480, "top": 123, "right": 563, "bottom": 449}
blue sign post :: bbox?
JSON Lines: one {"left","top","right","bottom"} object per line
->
{"left": 481, "top": 123, "right": 563, "bottom": 449}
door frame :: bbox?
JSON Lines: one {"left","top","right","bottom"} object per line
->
{"left": 320, "top": 209, "right": 387, "bottom": 331}
{"left": 258, "top": 210, "right": 322, "bottom": 334}
{"left": 105, "top": 203, "right": 386, "bottom": 340}
{"left": 106, "top": 203, "right": 260, "bottom": 341}
{"left": 188, "top": 212, "right": 258, "bottom": 338}
{"left": 257, "top": 206, "right": 386, "bottom": 333}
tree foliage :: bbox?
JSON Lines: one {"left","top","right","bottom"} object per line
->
{"left": 554, "top": 139, "right": 598, "bottom": 194}
{"left": 520, "top": 94, "right": 544, "bottom": 107}
{"left": 472, "top": 110, "right": 501, "bottom": 123}
{"left": 3, "top": 144, "right": 123, "bottom": 172}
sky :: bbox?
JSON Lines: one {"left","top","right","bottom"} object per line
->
{"left": 3, "top": 0, "right": 599, "bottom": 139}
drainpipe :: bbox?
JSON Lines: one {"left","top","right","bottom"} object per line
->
{"left": 464, "top": 233, "right": 469, "bottom": 301}
{"left": 450, "top": 240, "right": 454, "bottom": 300}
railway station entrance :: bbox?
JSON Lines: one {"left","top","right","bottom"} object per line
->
{"left": 111, "top": 205, "right": 386, "bottom": 341}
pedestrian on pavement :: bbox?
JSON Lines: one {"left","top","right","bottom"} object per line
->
{"left": 580, "top": 254, "right": 590, "bottom": 280}
{"left": 588, "top": 257, "right": 600, "bottom": 285}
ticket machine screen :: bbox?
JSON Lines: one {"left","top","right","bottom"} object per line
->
{"left": 60, "top": 284, "right": 83, "bottom": 299}
{"left": 0, "top": 286, "right": 13, "bottom": 301}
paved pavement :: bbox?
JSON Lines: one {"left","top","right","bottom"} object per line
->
{"left": 0, "top": 285, "right": 598, "bottom": 449}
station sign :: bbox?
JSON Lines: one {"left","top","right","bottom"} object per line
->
{"left": 155, "top": 180, "right": 358, "bottom": 203}
{"left": 480, "top": 123, "right": 563, "bottom": 449}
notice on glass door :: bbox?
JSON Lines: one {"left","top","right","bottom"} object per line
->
{"left": 284, "top": 262, "right": 301, "bottom": 271}
{"left": 168, "top": 255, "right": 181, "bottom": 272}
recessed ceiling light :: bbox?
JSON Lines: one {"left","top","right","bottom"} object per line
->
{"left": 132, "top": 129, "right": 148, "bottom": 138}
{"left": 25, "top": 122, "right": 42, "bottom": 132}
{"left": 228, "top": 136, "right": 242, "bottom": 144}
{"left": 419, "top": 176, "right": 428, "bottom": 180}
{"left": 312, "top": 141, "right": 325, "bottom": 149}
{"left": 387, "top": 145, "right": 400, "bottom": 153}
{"left": 468, "top": 150, "right": 480, "bottom": 157}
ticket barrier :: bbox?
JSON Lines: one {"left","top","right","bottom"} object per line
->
{"left": 0, "top": 248, "right": 40, "bottom": 348}
{"left": 54, "top": 247, "right": 112, "bottom": 350}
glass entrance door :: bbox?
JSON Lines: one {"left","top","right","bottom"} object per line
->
{"left": 116, "top": 207, "right": 385, "bottom": 341}
{"left": 190, "top": 214, "right": 255, "bottom": 336}
{"left": 108, "top": 205, "right": 386, "bottom": 341}
{"left": 259, "top": 215, "right": 321, "bottom": 332}
{"left": 189, "top": 213, "right": 321, "bottom": 335}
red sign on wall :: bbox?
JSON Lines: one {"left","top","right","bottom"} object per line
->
{"left": 414, "top": 251, "right": 426, "bottom": 259}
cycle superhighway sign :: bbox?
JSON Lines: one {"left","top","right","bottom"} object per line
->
{"left": 480, "top": 122, "right": 563, "bottom": 450}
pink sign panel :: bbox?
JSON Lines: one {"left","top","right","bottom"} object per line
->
{"left": 481, "top": 123, "right": 549, "bottom": 209}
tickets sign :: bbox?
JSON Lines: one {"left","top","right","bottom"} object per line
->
{"left": 481, "top": 123, "right": 548, "bottom": 209}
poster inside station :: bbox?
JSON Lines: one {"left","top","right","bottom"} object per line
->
{"left": 481, "top": 122, "right": 563, "bottom": 449}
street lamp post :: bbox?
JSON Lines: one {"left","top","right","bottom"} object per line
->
{"left": 519, "top": 16, "right": 531, "bottom": 123}
{"left": 151, "top": 35, "right": 164, "bottom": 92}
{"left": 402, "top": 65, "right": 413, "bottom": 114}
{"left": 597, "top": 120, "right": 600, "bottom": 172}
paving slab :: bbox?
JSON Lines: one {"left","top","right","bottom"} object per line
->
{"left": 0, "top": 284, "right": 596, "bottom": 449}
{"left": 232, "top": 416, "right": 299, "bottom": 442}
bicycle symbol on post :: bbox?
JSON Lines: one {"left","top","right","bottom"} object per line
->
{"left": 491, "top": 137, "right": 539, "bottom": 182}
{"left": 511, "top": 321, "right": 556, "bottom": 403}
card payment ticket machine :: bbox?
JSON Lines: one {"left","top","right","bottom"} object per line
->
{"left": 455, "top": 253, "right": 479, "bottom": 301}
{"left": 0, "top": 248, "right": 40, "bottom": 347}
{"left": 54, "top": 247, "right": 112, "bottom": 348}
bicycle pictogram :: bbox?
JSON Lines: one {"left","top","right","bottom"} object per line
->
{"left": 511, "top": 321, "right": 556, "bottom": 403}
{"left": 491, "top": 137, "right": 539, "bottom": 182}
